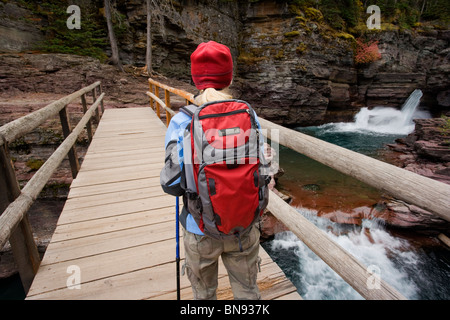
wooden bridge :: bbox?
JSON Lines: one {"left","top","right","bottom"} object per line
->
{"left": 24, "top": 106, "right": 299, "bottom": 300}
{"left": 1, "top": 80, "right": 449, "bottom": 300}
{"left": 0, "top": 82, "right": 299, "bottom": 300}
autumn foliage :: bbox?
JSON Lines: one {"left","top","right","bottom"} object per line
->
{"left": 354, "top": 39, "right": 382, "bottom": 65}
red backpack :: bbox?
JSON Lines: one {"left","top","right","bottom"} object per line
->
{"left": 181, "top": 100, "right": 269, "bottom": 242}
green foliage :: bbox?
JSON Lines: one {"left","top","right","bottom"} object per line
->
{"left": 421, "top": 0, "right": 450, "bottom": 22}
{"left": 367, "top": 0, "right": 449, "bottom": 28}
{"left": 17, "top": 0, "right": 108, "bottom": 61}
{"left": 8, "top": 137, "right": 30, "bottom": 152}
{"left": 289, "top": 0, "right": 317, "bottom": 8}
{"left": 319, "top": 0, "right": 360, "bottom": 29}
{"left": 274, "top": 49, "right": 284, "bottom": 60}
{"left": 441, "top": 115, "right": 450, "bottom": 136}
{"left": 287, "top": 0, "right": 448, "bottom": 32}
{"left": 288, "top": 0, "right": 361, "bottom": 30}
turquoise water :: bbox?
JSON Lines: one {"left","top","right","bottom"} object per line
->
{"left": 299, "top": 124, "right": 401, "bottom": 156}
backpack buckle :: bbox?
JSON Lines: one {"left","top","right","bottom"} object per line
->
{"left": 186, "top": 191, "right": 199, "bottom": 200}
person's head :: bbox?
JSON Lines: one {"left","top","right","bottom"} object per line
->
{"left": 190, "top": 41, "right": 233, "bottom": 105}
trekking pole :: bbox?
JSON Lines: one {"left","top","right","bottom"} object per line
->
{"left": 176, "top": 196, "right": 180, "bottom": 300}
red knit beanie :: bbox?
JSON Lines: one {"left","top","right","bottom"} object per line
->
{"left": 191, "top": 41, "right": 233, "bottom": 90}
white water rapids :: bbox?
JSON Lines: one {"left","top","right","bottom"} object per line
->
{"left": 325, "top": 89, "right": 430, "bottom": 135}
{"left": 268, "top": 209, "right": 420, "bottom": 300}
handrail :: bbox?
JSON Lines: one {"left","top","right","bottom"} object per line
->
{"left": 260, "top": 118, "right": 450, "bottom": 222}
{"left": 148, "top": 78, "right": 194, "bottom": 104}
{"left": 0, "top": 81, "right": 101, "bottom": 147}
{"left": 0, "top": 82, "right": 104, "bottom": 292}
{"left": 147, "top": 78, "right": 194, "bottom": 127}
{"left": 0, "top": 92, "right": 105, "bottom": 248}
{"left": 146, "top": 91, "right": 177, "bottom": 117}
{"left": 146, "top": 78, "right": 411, "bottom": 300}
{"left": 147, "top": 78, "right": 450, "bottom": 221}
{"left": 145, "top": 91, "right": 176, "bottom": 127}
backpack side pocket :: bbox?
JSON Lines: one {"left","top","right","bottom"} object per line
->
{"left": 160, "top": 140, "right": 184, "bottom": 196}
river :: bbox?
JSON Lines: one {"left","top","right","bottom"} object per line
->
{"left": 262, "top": 91, "right": 450, "bottom": 300}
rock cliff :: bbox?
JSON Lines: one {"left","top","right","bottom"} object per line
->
{"left": 233, "top": 2, "right": 449, "bottom": 126}
{"left": 1, "top": 0, "right": 449, "bottom": 126}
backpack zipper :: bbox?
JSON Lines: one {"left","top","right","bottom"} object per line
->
{"left": 198, "top": 108, "right": 249, "bottom": 120}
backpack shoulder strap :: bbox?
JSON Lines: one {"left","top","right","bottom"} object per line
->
{"left": 179, "top": 104, "right": 197, "bottom": 118}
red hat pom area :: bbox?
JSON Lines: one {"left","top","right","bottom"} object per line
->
{"left": 190, "top": 41, "right": 233, "bottom": 90}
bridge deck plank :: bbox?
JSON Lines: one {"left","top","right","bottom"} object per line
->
{"left": 26, "top": 107, "right": 301, "bottom": 300}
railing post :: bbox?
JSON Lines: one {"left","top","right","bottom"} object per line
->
{"left": 149, "top": 83, "right": 154, "bottom": 110}
{"left": 0, "top": 142, "right": 19, "bottom": 208}
{"left": 99, "top": 84, "right": 105, "bottom": 113}
{"left": 0, "top": 144, "right": 40, "bottom": 293}
{"left": 164, "top": 89, "right": 172, "bottom": 126}
{"left": 59, "top": 106, "right": 80, "bottom": 179}
{"left": 81, "top": 94, "right": 93, "bottom": 142}
{"left": 154, "top": 86, "right": 160, "bottom": 118}
{"left": 92, "top": 88, "right": 100, "bottom": 123}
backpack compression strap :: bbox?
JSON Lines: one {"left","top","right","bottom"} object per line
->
{"left": 179, "top": 104, "right": 197, "bottom": 118}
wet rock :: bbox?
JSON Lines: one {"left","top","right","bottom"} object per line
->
{"left": 260, "top": 210, "right": 289, "bottom": 241}
{"left": 374, "top": 198, "right": 450, "bottom": 234}
{"left": 302, "top": 184, "right": 321, "bottom": 191}
{"left": 382, "top": 117, "right": 450, "bottom": 232}
{"left": 414, "top": 140, "right": 450, "bottom": 162}
{"left": 386, "top": 117, "right": 450, "bottom": 179}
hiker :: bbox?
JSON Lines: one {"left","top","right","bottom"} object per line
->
{"left": 160, "top": 41, "right": 268, "bottom": 300}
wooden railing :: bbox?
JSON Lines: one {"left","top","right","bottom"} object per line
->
{"left": 0, "top": 82, "right": 105, "bottom": 292}
{"left": 260, "top": 119, "right": 450, "bottom": 222}
{"left": 146, "top": 78, "right": 450, "bottom": 300}
{"left": 147, "top": 78, "right": 193, "bottom": 126}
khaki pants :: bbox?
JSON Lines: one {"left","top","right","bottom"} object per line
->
{"left": 183, "top": 225, "right": 261, "bottom": 300}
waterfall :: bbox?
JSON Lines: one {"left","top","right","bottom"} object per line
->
{"left": 400, "top": 89, "right": 424, "bottom": 126}
{"left": 327, "top": 89, "right": 429, "bottom": 135}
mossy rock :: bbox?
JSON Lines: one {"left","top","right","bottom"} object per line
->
{"left": 296, "top": 43, "right": 307, "bottom": 54}
{"left": 237, "top": 51, "right": 267, "bottom": 65}
{"left": 26, "top": 158, "right": 45, "bottom": 171}
{"left": 302, "top": 184, "right": 321, "bottom": 191}
{"left": 284, "top": 31, "right": 301, "bottom": 38}
{"left": 336, "top": 32, "right": 355, "bottom": 41}
{"left": 304, "top": 7, "right": 323, "bottom": 22}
